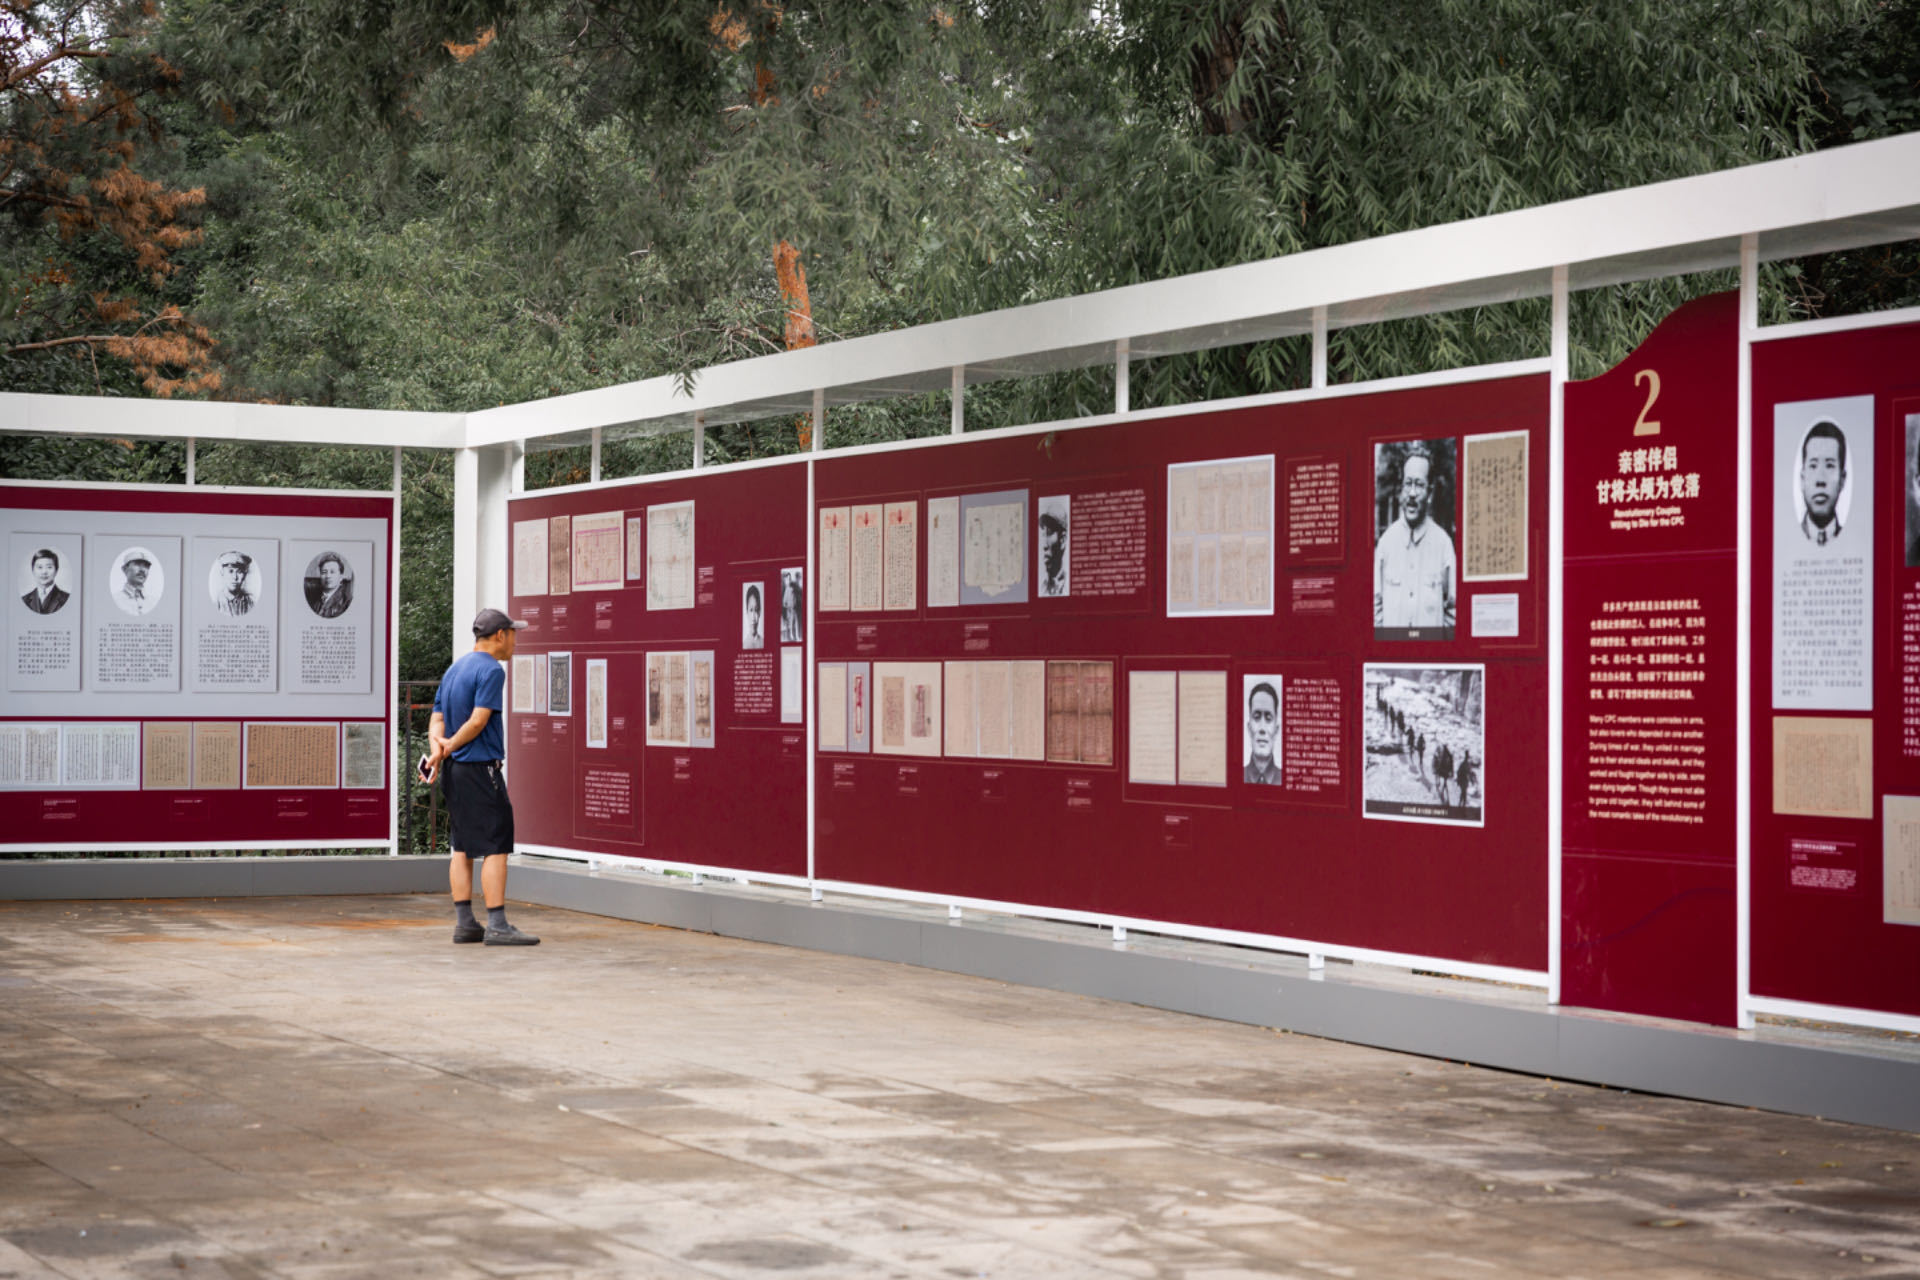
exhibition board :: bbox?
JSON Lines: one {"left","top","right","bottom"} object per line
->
{"left": 1561, "top": 294, "right": 1741, "bottom": 1026}
{"left": 813, "top": 377, "right": 1551, "bottom": 971}
{"left": 1750, "top": 318, "right": 1920, "bottom": 1019}
{"left": 0, "top": 482, "right": 395, "bottom": 848}
{"left": 503, "top": 459, "right": 808, "bottom": 876}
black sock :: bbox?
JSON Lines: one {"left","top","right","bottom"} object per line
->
{"left": 487, "top": 906, "right": 507, "bottom": 929}
{"left": 454, "top": 900, "right": 477, "bottom": 928}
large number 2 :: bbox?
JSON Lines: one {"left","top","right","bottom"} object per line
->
{"left": 1633, "top": 369, "right": 1662, "bottom": 436}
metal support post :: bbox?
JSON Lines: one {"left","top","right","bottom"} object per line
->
{"left": 811, "top": 387, "right": 825, "bottom": 452}
{"left": 184, "top": 437, "right": 196, "bottom": 486}
{"left": 1112, "top": 924, "right": 1128, "bottom": 946}
{"left": 1547, "top": 264, "right": 1569, "bottom": 1006}
{"left": 590, "top": 426, "right": 602, "bottom": 483}
{"left": 1308, "top": 951, "right": 1325, "bottom": 971}
{"left": 950, "top": 366, "right": 964, "bottom": 435}
{"left": 948, "top": 903, "right": 962, "bottom": 922}
{"left": 1736, "top": 233, "right": 1758, "bottom": 1031}
{"left": 1114, "top": 338, "right": 1130, "bottom": 416}
{"left": 693, "top": 412, "right": 706, "bottom": 469}
{"left": 1312, "top": 307, "right": 1329, "bottom": 389}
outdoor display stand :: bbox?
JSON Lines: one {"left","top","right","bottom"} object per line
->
{"left": 1749, "top": 317, "right": 1920, "bottom": 1021}
{"left": 504, "top": 459, "right": 809, "bottom": 878}
{"left": 6, "top": 135, "right": 1920, "bottom": 1043}
{"left": 811, "top": 376, "right": 1548, "bottom": 974}
{"left": 0, "top": 481, "right": 398, "bottom": 849}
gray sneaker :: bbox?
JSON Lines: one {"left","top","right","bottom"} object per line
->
{"left": 483, "top": 922, "right": 540, "bottom": 946}
{"left": 453, "top": 922, "right": 485, "bottom": 944}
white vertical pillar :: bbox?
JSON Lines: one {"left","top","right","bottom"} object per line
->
{"left": 950, "top": 366, "right": 965, "bottom": 435}
{"left": 1736, "top": 233, "right": 1758, "bottom": 1031}
{"left": 1114, "top": 338, "right": 1130, "bottom": 416}
{"left": 590, "top": 426, "right": 602, "bottom": 483}
{"left": 389, "top": 444, "right": 404, "bottom": 857}
{"left": 693, "top": 411, "right": 706, "bottom": 469}
{"left": 184, "top": 437, "right": 196, "bottom": 486}
{"left": 510, "top": 439, "right": 526, "bottom": 494}
{"left": 1312, "top": 306, "right": 1329, "bottom": 390}
{"left": 452, "top": 447, "right": 479, "bottom": 659}
{"left": 1547, "top": 264, "right": 1569, "bottom": 1006}
{"left": 812, "top": 387, "right": 825, "bottom": 453}
{"left": 453, "top": 444, "right": 515, "bottom": 657}
{"left": 806, "top": 455, "right": 817, "bottom": 895}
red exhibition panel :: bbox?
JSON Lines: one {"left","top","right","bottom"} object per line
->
{"left": 1561, "top": 293, "right": 1741, "bottom": 1026}
{"left": 0, "top": 484, "right": 395, "bottom": 846}
{"left": 1751, "top": 319, "right": 1920, "bottom": 1019}
{"left": 814, "top": 377, "right": 1550, "bottom": 971}
{"left": 504, "top": 460, "right": 808, "bottom": 876}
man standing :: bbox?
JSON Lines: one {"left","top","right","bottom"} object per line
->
{"left": 1244, "top": 680, "right": 1280, "bottom": 785}
{"left": 213, "top": 551, "right": 257, "bottom": 616}
{"left": 22, "top": 549, "right": 67, "bottom": 614}
{"left": 425, "top": 608, "right": 539, "bottom": 946}
{"left": 1374, "top": 446, "right": 1456, "bottom": 635}
{"left": 1798, "top": 422, "right": 1848, "bottom": 545}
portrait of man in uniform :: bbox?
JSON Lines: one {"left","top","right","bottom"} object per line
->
{"left": 1037, "top": 496, "right": 1070, "bottom": 598}
{"left": 1796, "top": 420, "right": 1849, "bottom": 546}
{"left": 305, "top": 551, "right": 354, "bottom": 618}
{"left": 1373, "top": 440, "right": 1457, "bottom": 640}
{"left": 21, "top": 548, "right": 69, "bottom": 614}
{"left": 1243, "top": 676, "right": 1281, "bottom": 786}
{"left": 111, "top": 548, "right": 162, "bottom": 617}
{"left": 211, "top": 550, "right": 259, "bottom": 616}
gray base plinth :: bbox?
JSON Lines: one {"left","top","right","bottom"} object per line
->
{"left": 0, "top": 856, "right": 445, "bottom": 899}
{"left": 511, "top": 861, "right": 1920, "bottom": 1135}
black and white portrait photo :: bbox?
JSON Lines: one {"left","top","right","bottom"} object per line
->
{"left": 1793, "top": 420, "right": 1854, "bottom": 546}
{"left": 303, "top": 550, "right": 354, "bottom": 618}
{"left": 1372, "top": 438, "right": 1457, "bottom": 641}
{"left": 1905, "top": 413, "right": 1919, "bottom": 568}
{"left": 1037, "top": 495, "right": 1070, "bottom": 597}
{"left": 779, "top": 567, "right": 804, "bottom": 643}
{"left": 208, "top": 549, "right": 262, "bottom": 616}
{"left": 19, "top": 545, "right": 73, "bottom": 615}
{"left": 1362, "top": 663, "right": 1484, "bottom": 826}
{"left": 742, "top": 581, "right": 765, "bottom": 650}
{"left": 1242, "top": 674, "right": 1282, "bottom": 786}
{"left": 1772, "top": 395, "right": 1873, "bottom": 711}
{"left": 108, "top": 545, "right": 165, "bottom": 617}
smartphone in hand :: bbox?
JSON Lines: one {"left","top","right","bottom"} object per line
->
{"left": 417, "top": 755, "right": 435, "bottom": 783}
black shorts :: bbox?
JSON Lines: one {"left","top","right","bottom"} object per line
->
{"left": 443, "top": 759, "right": 515, "bottom": 857}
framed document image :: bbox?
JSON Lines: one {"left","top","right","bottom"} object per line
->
{"left": 1362, "top": 663, "right": 1483, "bottom": 826}
{"left": 1372, "top": 439, "right": 1457, "bottom": 641}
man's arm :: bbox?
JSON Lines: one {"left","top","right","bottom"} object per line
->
{"left": 440, "top": 707, "right": 494, "bottom": 755}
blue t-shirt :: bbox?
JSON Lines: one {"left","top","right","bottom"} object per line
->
{"left": 434, "top": 650, "right": 506, "bottom": 762}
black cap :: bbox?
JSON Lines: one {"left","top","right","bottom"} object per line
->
{"left": 472, "top": 608, "right": 528, "bottom": 638}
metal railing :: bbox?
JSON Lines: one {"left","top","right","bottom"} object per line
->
{"left": 398, "top": 679, "right": 443, "bottom": 856}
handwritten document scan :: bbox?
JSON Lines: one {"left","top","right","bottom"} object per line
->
{"left": 1462, "top": 431, "right": 1529, "bottom": 582}
{"left": 1127, "top": 670, "right": 1178, "bottom": 785}
{"left": 243, "top": 722, "right": 339, "bottom": 789}
{"left": 1166, "top": 456, "right": 1274, "bottom": 616}
{"left": 926, "top": 496, "right": 961, "bottom": 608}
{"left": 818, "top": 506, "right": 851, "bottom": 612}
{"left": 960, "top": 490, "right": 1028, "bottom": 604}
{"left": 570, "top": 510, "right": 626, "bottom": 591}
{"left": 647, "top": 501, "right": 697, "bottom": 611}
{"left": 513, "top": 519, "right": 549, "bottom": 597}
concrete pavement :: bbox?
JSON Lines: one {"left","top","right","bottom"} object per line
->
{"left": 1, "top": 894, "right": 1915, "bottom": 1278}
